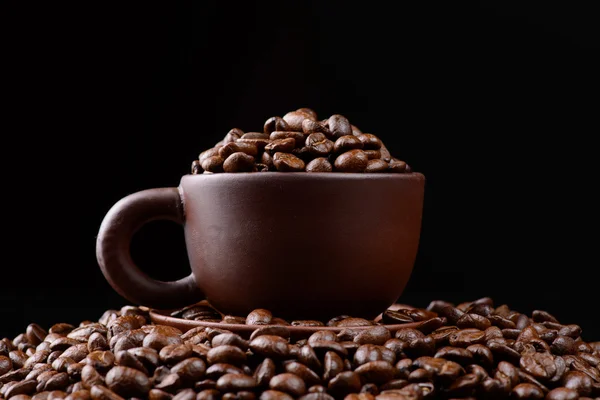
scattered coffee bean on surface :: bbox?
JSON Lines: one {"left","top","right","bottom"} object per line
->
{"left": 192, "top": 108, "right": 412, "bottom": 174}
{"left": 2, "top": 299, "right": 598, "bottom": 399}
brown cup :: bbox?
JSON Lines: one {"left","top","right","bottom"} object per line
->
{"left": 96, "top": 173, "right": 425, "bottom": 320}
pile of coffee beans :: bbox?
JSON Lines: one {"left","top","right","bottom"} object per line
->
{"left": 192, "top": 108, "right": 411, "bottom": 174}
{"left": 2, "top": 299, "right": 599, "bottom": 400}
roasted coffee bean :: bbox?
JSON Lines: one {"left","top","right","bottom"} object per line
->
{"left": 328, "top": 115, "right": 352, "bottom": 139}
{"left": 284, "top": 361, "right": 321, "bottom": 387}
{"left": 222, "top": 316, "right": 248, "bottom": 325}
{"left": 205, "top": 364, "right": 245, "bottom": 380}
{"left": 434, "top": 346, "right": 473, "bottom": 365}
{"left": 388, "top": 158, "right": 407, "bottom": 173}
{"left": 457, "top": 313, "right": 492, "bottom": 330}
{"left": 559, "top": 325, "right": 582, "bottom": 339}
{"left": 206, "top": 345, "right": 246, "bottom": 366}
{"left": 363, "top": 150, "right": 381, "bottom": 160}
{"left": 84, "top": 351, "right": 114, "bottom": 372}
{"left": 5, "top": 379, "right": 38, "bottom": 398}
{"left": 305, "top": 158, "right": 333, "bottom": 172}
{"left": 327, "top": 371, "right": 361, "bottom": 398}
{"left": 562, "top": 371, "right": 593, "bottom": 396}
{"left": 310, "top": 341, "right": 348, "bottom": 359}
{"left": 305, "top": 133, "right": 334, "bottom": 157}
{"left": 223, "top": 152, "right": 255, "bottom": 173}
{"left": 216, "top": 374, "right": 258, "bottom": 392}
{"left": 520, "top": 352, "right": 558, "bottom": 380}
{"left": 250, "top": 327, "right": 290, "bottom": 341}
{"left": 259, "top": 390, "right": 294, "bottom": 400}
{"left": 299, "top": 346, "right": 322, "bottom": 372}
{"left": 169, "top": 357, "right": 205, "bottom": 385}
{"left": 355, "top": 361, "right": 395, "bottom": 385}
{"left": 302, "top": 119, "right": 330, "bottom": 136}
{"left": 81, "top": 366, "right": 104, "bottom": 389}
{"left": 356, "top": 134, "right": 382, "bottom": 150}
{"left": 354, "top": 345, "right": 394, "bottom": 366}
{"left": 414, "top": 317, "right": 447, "bottom": 334}
{"left": 115, "top": 351, "right": 147, "bottom": 375}
{"left": 26, "top": 324, "right": 47, "bottom": 346}
{"left": 382, "top": 310, "right": 413, "bottom": 324}
{"left": 255, "top": 358, "right": 276, "bottom": 387}
{"left": 308, "top": 331, "right": 338, "bottom": 345}
{"left": 105, "top": 366, "right": 150, "bottom": 397}
{"left": 50, "top": 338, "right": 80, "bottom": 352}
{"left": 465, "top": 344, "right": 494, "bottom": 368}
{"left": 334, "top": 150, "right": 368, "bottom": 172}
{"left": 333, "top": 135, "right": 363, "bottom": 154}
{"left": 334, "top": 318, "right": 374, "bottom": 328}
{"left": 272, "top": 152, "right": 305, "bottom": 172}
{"left": 87, "top": 334, "right": 107, "bottom": 353}
{"left": 220, "top": 142, "right": 259, "bottom": 159}
{"left": 241, "top": 132, "right": 270, "bottom": 140}
{"left": 264, "top": 117, "right": 290, "bottom": 135}
{"left": 449, "top": 329, "right": 486, "bottom": 347}
{"left": 264, "top": 138, "right": 295, "bottom": 155}
{"left": 223, "top": 128, "right": 244, "bottom": 144}
{"left": 153, "top": 373, "right": 181, "bottom": 393}
{"left": 283, "top": 111, "right": 314, "bottom": 131}
{"left": 379, "top": 145, "right": 392, "bottom": 163}
{"left": 353, "top": 326, "right": 391, "bottom": 346}
{"left": 365, "top": 159, "right": 388, "bottom": 173}
{"left": 270, "top": 131, "right": 305, "bottom": 148}
{"left": 127, "top": 347, "right": 160, "bottom": 372}
{"left": 512, "top": 383, "right": 545, "bottom": 399}
{"left": 321, "top": 351, "right": 344, "bottom": 382}
{"left": 532, "top": 310, "right": 559, "bottom": 324}
{"left": 250, "top": 336, "right": 289, "bottom": 359}
{"left": 546, "top": 387, "right": 579, "bottom": 400}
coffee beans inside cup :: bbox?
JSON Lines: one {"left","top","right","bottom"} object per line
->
{"left": 193, "top": 108, "right": 411, "bottom": 174}
{"left": 2, "top": 298, "right": 598, "bottom": 399}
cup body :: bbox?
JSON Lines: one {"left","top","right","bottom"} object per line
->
{"left": 180, "top": 172, "right": 425, "bottom": 320}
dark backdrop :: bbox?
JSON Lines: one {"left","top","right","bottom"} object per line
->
{"left": 3, "top": 2, "right": 599, "bottom": 340}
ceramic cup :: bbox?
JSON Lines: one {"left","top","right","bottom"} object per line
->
{"left": 96, "top": 173, "right": 425, "bottom": 320}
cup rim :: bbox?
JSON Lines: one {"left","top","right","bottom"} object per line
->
{"left": 183, "top": 172, "right": 425, "bottom": 180}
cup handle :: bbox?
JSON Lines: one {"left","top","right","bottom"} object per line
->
{"left": 96, "top": 187, "right": 205, "bottom": 309}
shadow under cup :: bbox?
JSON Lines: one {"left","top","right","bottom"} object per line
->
{"left": 96, "top": 172, "right": 425, "bottom": 321}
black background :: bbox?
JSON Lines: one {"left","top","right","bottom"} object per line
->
{"left": 3, "top": 2, "right": 599, "bottom": 339}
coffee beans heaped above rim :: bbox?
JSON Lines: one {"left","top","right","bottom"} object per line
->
{"left": 192, "top": 108, "right": 412, "bottom": 174}
{"left": 2, "top": 299, "right": 599, "bottom": 399}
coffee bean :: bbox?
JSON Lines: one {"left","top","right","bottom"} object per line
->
{"left": 532, "top": 310, "right": 559, "bottom": 324}
{"left": 6, "top": 380, "right": 39, "bottom": 398}
{"left": 283, "top": 111, "right": 314, "bottom": 131}
{"left": 284, "top": 361, "right": 321, "bottom": 387}
{"left": 308, "top": 331, "right": 338, "bottom": 345}
{"left": 305, "top": 133, "right": 334, "bottom": 157}
{"left": 562, "top": 371, "right": 593, "bottom": 396}
{"left": 413, "top": 317, "right": 447, "bottom": 334}
{"left": 334, "top": 318, "right": 374, "bottom": 328}
{"left": 512, "top": 383, "right": 545, "bottom": 399}
{"left": 365, "top": 159, "right": 388, "bottom": 173}
{"left": 272, "top": 152, "right": 305, "bottom": 172}
{"left": 546, "top": 387, "right": 579, "bottom": 400}
{"left": 269, "top": 131, "right": 305, "bottom": 148}
{"left": 388, "top": 159, "right": 407, "bottom": 173}
{"left": 559, "top": 325, "right": 582, "bottom": 339}
{"left": 127, "top": 347, "right": 160, "bottom": 372}
{"left": 382, "top": 310, "right": 413, "bottom": 324}
{"left": 223, "top": 128, "right": 244, "bottom": 144}
{"left": 170, "top": 358, "right": 205, "bottom": 385}
{"left": 520, "top": 352, "right": 557, "bottom": 380}
{"left": 305, "top": 158, "right": 333, "bottom": 172}
{"left": 457, "top": 314, "right": 492, "bottom": 330}
{"left": 87, "top": 334, "right": 108, "bottom": 353}
{"left": 465, "top": 344, "right": 494, "bottom": 369}
{"left": 250, "top": 327, "right": 290, "bottom": 342}
{"left": 354, "top": 345, "right": 394, "bottom": 366}
{"left": 327, "top": 371, "right": 361, "bottom": 398}
{"left": 26, "top": 324, "right": 47, "bottom": 346}
{"left": 207, "top": 345, "right": 246, "bottom": 366}
{"left": 223, "top": 152, "right": 255, "bottom": 173}
{"left": 219, "top": 142, "right": 259, "bottom": 159}
{"left": 363, "top": 150, "right": 381, "bottom": 160}
{"left": 302, "top": 119, "right": 330, "bottom": 136}
{"left": 259, "top": 390, "right": 294, "bottom": 400}
{"left": 197, "top": 389, "right": 220, "bottom": 400}
{"left": 154, "top": 374, "right": 181, "bottom": 393}
{"left": 310, "top": 341, "right": 348, "bottom": 359}
{"left": 298, "top": 346, "right": 322, "bottom": 372}
{"left": 205, "top": 364, "right": 245, "bottom": 380}
{"left": 50, "top": 338, "right": 80, "bottom": 352}
{"left": 105, "top": 366, "right": 150, "bottom": 398}
{"left": 328, "top": 115, "right": 352, "bottom": 139}
{"left": 264, "top": 117, "right": 290, "bottom": 135}
{"left": 81, "top": 366, "right": 104, "bottom": 389}
{"left": 321, "top": 351, "right": 343, "bottom": 382}
{"left": 379, "top": 145, "right": 391, "bottom": 163}
{"left": 434, "top": 346, "right": 473, "bottom": 365}
{"left": 449, "top": 329, "right": 486, "bottom": 347}
{"left": 353, "top": 327, "right": 391, "bottom": 346}
{"left": 114, "top": 351, "right": 147, "bottom": 375}
{"left": 250, "top": 336, "right": 289, "bottom": 360}
{"left": 264, "top": 138, "right": 295, "bottom": 156}
{"left": 222, "top": 316, "right": 249, "bottom": 325}
{"left": 333, "top": 136, "right": 363, "bottom": 154}
{"left": 254, "top": 358, "right": 276, "bottom": 387}
{"left": 356, "top": 134, "right": 382, "bottom": 150}
{"left": 84, "top": 351, "right": 114, "bottom": 372}
{"left": 334, "top": 150, "right": 368, "bottom": 172}
{"left": 446, "top": 373, "right": 479, "bottom": 397}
